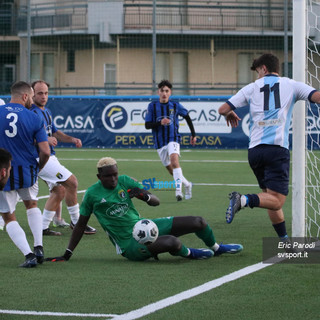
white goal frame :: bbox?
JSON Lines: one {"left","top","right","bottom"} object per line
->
{"left": 292, "top": 0, "right": 306, "bottom": 237}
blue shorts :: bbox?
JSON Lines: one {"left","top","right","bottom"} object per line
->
{"left": 248, "top": 144, "right": 290, "bottom": 196}
{"left": 122, "top": 217, "right": 174, "bottom": 261}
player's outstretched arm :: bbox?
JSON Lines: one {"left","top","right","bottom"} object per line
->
{"left": 46, "top": 215, "right": 89, "bottom": 262}
{"left": 53, "top": 130, "right": 82, "bottom": 148}
{"left": 218, "top": 103, "right": 241, "bottom": 128}
{"left": 127, "top": 187, "right": 160, "bottom": 206}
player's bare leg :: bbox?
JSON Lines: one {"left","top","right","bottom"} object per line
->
{"left": 170, "top": 216, "right": 207, "bottom": 236}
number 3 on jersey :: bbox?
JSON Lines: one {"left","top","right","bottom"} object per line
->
{"left": 5, "top": 112, "right": 18, "bottom": 138}
{"left": 260, "top": 82, "right": 281, "bottom": 110}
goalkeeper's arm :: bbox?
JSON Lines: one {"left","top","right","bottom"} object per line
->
{"left": 127, "top": 187, "right": 160, "bottom": 206}
{"left": 46, "top": 215, "right": 89, "bottom": 262}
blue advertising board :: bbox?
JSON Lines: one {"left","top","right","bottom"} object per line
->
{"left": 1, "top": 95, "right": 319, "bottom": 149}
{"left": 45, "top": 95, "right": 250, "bottom": 149}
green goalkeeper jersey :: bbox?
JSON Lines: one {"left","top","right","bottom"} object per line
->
{"left": 80, "top": 175, "right": 143, "bottom": 254}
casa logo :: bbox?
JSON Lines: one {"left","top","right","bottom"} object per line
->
{"left": 102, "top": 105, "right": 128, "bottom": 131}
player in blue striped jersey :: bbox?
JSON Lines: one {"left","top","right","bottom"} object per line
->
{"left": 145, "top": 80, "right": 196, "bottom": 201}
{"left": 31, "top": 80, "right": 96, "bottom": 236}
{"left": 0, "top": 81, "right": 50, "bottom": 267}
{"left": 219, "top": 53, "right": 320, "bottom": 240}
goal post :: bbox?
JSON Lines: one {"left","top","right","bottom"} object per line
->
{"left": 294, "top": 0, "right": 320, "bottom": 239}
{"left": 292, "top": 0, "right": 306, "bottom": 237}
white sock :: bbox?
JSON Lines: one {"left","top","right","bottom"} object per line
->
{"left": 27, "top": 208, "right": 43, "bottom": 247}
{"left": 42, "top": 209, "right": 56, "bottom": 230}
{"left": 6, "top": 221, "right": 32, "bottom": 256}
{"left": 173, "top": 168, "right": 183, "bottom": 192}
{"left": 240, "top": 195, "right": 247, "bottom": 208}
{"left": 211, "top": 243, "right": 220, "bottom": 251}
{"left": 182, "top": 176, "right": 190, "bottom": 188}
{"left": 67, "top": 204, "right": 80, "bottom": 224}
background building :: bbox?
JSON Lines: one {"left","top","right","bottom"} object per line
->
{"left": 0, "top": 0, "right": 293, "bottom": 95}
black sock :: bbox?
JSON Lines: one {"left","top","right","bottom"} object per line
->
{"left": 272, "top": 221, "right": 288, "bottom": 239}
{"left": 246, "top": 194, "right": 260, "bottom": 208}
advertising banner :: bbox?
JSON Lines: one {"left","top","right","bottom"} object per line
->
{"left": 46, "top": 96, "right": 250, "bottom": 149}
{"left": 1, "top": 95, "right": 317, "bottom": 149}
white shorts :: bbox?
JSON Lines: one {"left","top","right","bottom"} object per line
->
{"left": 157, "top": 142, "right": 180, "bottom": 167}
{"left": 0, "top": 183, "right": 39, "bottom": 214}
{"left": 38, "top": 155, "right": 72, "bottom": 191}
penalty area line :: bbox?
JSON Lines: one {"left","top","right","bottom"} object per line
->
{"left": 112, "top": 261, "right": 273, "bottom": 320}
{"left": 0, "top": 310, "right": 117, "bottom": 318}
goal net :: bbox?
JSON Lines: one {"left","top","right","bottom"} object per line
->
{"left": 306, "top": 0, "right": 320, "bottom": 238}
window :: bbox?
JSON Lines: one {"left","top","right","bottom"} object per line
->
{"left": 67, "top": 50, "right": 75, "bottom": 72}
{"left": 156, "top": 52, "right": 188, "bottom": 95}
{"left": 282, "top": 62, "right": 292, "bottom": 78}
{"left": 31, "top": 53, "right": 54, "bottom": 86}
{"left": 31, "top": 53, "right": 40, "bottom": 81}
{"left": 237, "top": 52, "right": 263, "bottom": 86}
{"left": 104, "top": 64, "right": 116, "bottom": 95}
{"left": 43, "top": 53, "right": 54, "bottom": 86}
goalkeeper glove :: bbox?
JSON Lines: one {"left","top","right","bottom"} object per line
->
{"left": 127, "top": 187, "right": 151, "bottom": 202}
{"left": 45, "top": 249, "right": 73, "bottom": 262}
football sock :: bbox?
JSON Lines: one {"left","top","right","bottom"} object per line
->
{"left": 195, "top": 224, "right": 216, "bottom": 247}
{"left": 173, "top": 168, "right": 183, "bottom": 192}
{"left": 42, "top": 209, "right": 56, "bottom": 229}
{"left": 272, "top": 221, "right": 288, "bottom": 239}
{"left": 6, "top": 221, "right": 32, "bottom": 256}
{"left": 211, "top": 243, "right": 220, "bottom": 251}
{"left": 241, "top": 195, "right": 247, "bottom": 207}
{"left": 245, "top": 194, "right": 260, "bottom": 208}
{"left": 27, "top": 208, "right": 43, "bottom": 247}
{"left": 170, "top": 244, "right": 190, "bottom": 257}
{"left": 182, "top": 176, "right": 191, "bottom": 188}
{"left": 68, "top": 203, "right": 80, "bottom": 224}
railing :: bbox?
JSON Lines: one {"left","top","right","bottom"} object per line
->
{"left": 0, "top": 1, "right": 292, "bottom": 36}
{"left": 124, "top": 12, "right": 290, "bottom": 32}
{"left": 124, "top": 1, "right": 292, "bottom": 32}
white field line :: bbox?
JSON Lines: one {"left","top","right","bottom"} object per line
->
{"left": 112, "top": 262, "right": 274, "bottom": 320}
{"left": 59, "top": 158, "right": 248, "bottom": 163}
{"left": 0, "top": 262, "right": 273, "bottom": 319}
{"left": 0, "top": 310, "right": 116, "bottom": 318}
{"left": 57, "top": 149, "right": 244, "bottom": 154}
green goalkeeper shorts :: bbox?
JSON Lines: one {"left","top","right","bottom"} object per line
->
{"left": 122, "top": 216, "right": 174, "bottom": 261}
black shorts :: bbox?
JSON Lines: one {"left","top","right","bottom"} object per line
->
{"left": 248, "top": 144, "right": 290, "bottom": 196}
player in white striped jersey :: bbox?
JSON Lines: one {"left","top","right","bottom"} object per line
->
{"left": 218, "top": 53, "right": 320, "bottom": 241}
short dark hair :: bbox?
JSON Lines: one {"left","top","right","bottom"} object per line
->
{"left": 10, "top": 81, "right": 32, "bottom": 96}
{"left": 250, "top": 53, "right": 280, "bottom": 74}
{"left": 0, "top": 148, "right": 12, "bottom": 169}
{"left": 31, "top": 80, "right": 50, "bottom": 90}
{"left": 158, "top": 80, "right": 172, "bottom": 89}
